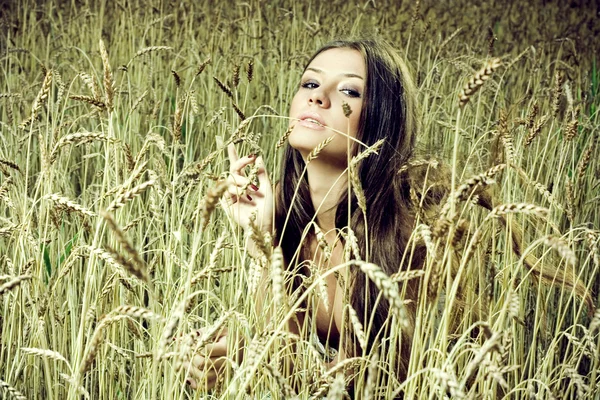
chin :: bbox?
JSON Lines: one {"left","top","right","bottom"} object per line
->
{"left": 288, "top": 128, "right": 320, "bottom": 153}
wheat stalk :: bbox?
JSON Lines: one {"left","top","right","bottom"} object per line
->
{"left": 193, "top": 56, "right": 211, "bottom": 77}
{"left": 271, "top": 246, "right": 285, "bottom": 312}
{"left": 0, "top": 379, "right": 27, "bottom": 400}
{"left": 246, "top": 60, "right": 254, "bottom": 82}
{"left": 102, "top": 212, "right": 149, "bottom": 284}
{"left": 21, "top": 347, "right": 72, "bottom": 372}
{"left": 349, "top": 161, "right": 367, "bottom": 214}
{"left": 231, "top": 63, "right": 240, "bottom": 88}
{"left": 486, "top": 203, "right": 549, "bottom": 220}
{"left": 49, "top": 132, "right": 114, "bottom": 164}
{"left": 159, "top": 298, "right": 189, "bottom": 358}
{"left": 131, "top": 46, "right": 173, "bottom": 61}
{"left": 20, "top": 68, "right": 53, "bottom": 129}
{"left": 348, "top": 306, "right": 367, "bottom": 350}
{"left": 565, "top": 118, "right": 578, "bottom": 141}
{"left": 357, "top": 262, "right": 408, "bottom": 328}
{"left": 0, "top": 159, "right": 20, "bottom": 173}
{"left": 99, "top": 39, "right": 114, "bottom": 111}
{"left": 524, "top": 114, "right": 549, "bottom": 146}
{"left": 543, "top": 235, "right": 577, "bottom": 267}
{"left": 525, "top": 101, "right": 539, "bottom": 129}
{"left": 213, "top": 76, "right": 233, "bottom": 99}
{"left": 275, "top": 125, "right": 294, "bottom": 149}
{"left": 552, "top": 70, "right": 565, "bottom": 117}
{"left": 106, "top": 180, "right": 155, "bottom": 212}
{"left": 0, "top": 275, "right": 32, "bottom": 296}
{"left": 232, "top": 101, "right": 246, "bottom": 121}
{"left": 248, "top": 212, "right": 272, "bottom": 259}
{"left": 45, "top": 193, "right": 96, "bottom": 217}
{"left": 78, "top": 72, "right": 101, "bottom": 100}
{"left": 69, "top": 95, "right": 106, "bottom": 110}
{"left": 458, "top": 58, "right": 501, "bottom": 107}
{"left": 306, "top": 136, "right": 335, "bottom": 163}
{"left": 264, "top": 362, "right": 296, "bottom": 399}
{"left": 577, "top": 140, "right": 594, "bottom": 180}
{"left": 498, "top": 109, "right": 515, "bottom": 165}
{"left": 200, "top": 180, "right": 228, "bottom": 229}
{"left": 59, "top": 373, "right": 90, "bottom": 399}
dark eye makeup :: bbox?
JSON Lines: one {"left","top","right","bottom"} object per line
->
{"left": 300, "top": 79, "right": 362, "bottom": 98}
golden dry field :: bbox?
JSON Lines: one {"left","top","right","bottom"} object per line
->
{"left": 1, "top": 0, "right": 599, "bottom": 399}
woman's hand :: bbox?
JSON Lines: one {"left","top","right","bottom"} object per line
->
{"left": 224, "top": 143, "right": 273, "bottom": 233}
{"left": 180, "top": 329, "right": 230, "bottom": 390}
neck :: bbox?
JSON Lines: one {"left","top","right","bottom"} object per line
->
{"left": 305, "top": 160, "right": 348, "bottom": 232}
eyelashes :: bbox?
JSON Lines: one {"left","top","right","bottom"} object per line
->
{"left": 300, "top": 81, "right": 319, "bottom": 89}
{"left": 300, "top": 80, "right": 362, "bottom": 98}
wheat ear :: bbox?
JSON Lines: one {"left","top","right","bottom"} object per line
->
{"left": 0, "top": 275, "right": 32, "bottom": 296}
{"left": 306, "top": 136, "right": 335, "bottom": 163}
{"left": 99, "top": 39, "right": 114, "bottom": 111}
{"left": 0, "top": 379, "right": 27, "bottom": 400}
{"left": 102, "top": 212, "right": 149, "bottom": 284}
{"left": 458, "top": 58, "right": 501, "bottom": 107}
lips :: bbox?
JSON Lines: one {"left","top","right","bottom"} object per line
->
{"left": 297, "top": 111, "right": 326, "bottom": 130}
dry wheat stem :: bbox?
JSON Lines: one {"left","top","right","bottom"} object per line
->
{"left": 69, "top": 95, "right": 106, "bottom": 110}
{"left": 458, "top": 58, "right": 501, "bottom": 107}
{"left": 21, "top": 347, "right": 72, "bottom": 372}
{"left": 0, "top": 379, "right": 27, "bottom": 400}
{"left": 201, "top": 180, "right": 228, "bottom": 228}
{"left": 306, "top": 136, "right": 335, "bottom": 163}
{"left": 45, "top": 193, "right": 96, "bottom": 217}
{"left": 358, "top": 262, "right": 408, "bottom": 328}
{"left": 102, "top": 212, "right": 149, "bottom": 284}
{"left": 486, "top": 203, "right": 549, "bottom": 221}
{"left": 0, "top": 159, "right": 20, "bottom": 172}
{"left": 0, "top": 275, "right": 32, "bottom": 296}
{"left": 348, "top": 306, "right": 367, "bottom": 350}
{"left": 19, "top": 69, "right": 52, "bottom": 129}
{"left": 106, "top": 180, "right": 155, "bottom": 212}
{"left": 99, "top": 39, "right": 114, "bottom": 111}
{"left": 271, "top": 246, "right": 285, "bottom": 310}
{"left": 59, "top": 373, "right": 90, "bottom": 400}
{"left": 49, "top": 132, "right": 114, "bottom": 163}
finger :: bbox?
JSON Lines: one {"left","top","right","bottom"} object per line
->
{"left": 227, "top": 187, "right": 256, "bottom": 203}
{"left": 185, "top": 377, "right": 197, "bottom": 390}
{"left": 229, "top": 154, "right": 257, "bottom": 176}
{"left": 227, "top": 173, "right": 251, "bottom": 189}
{"left": 255, "top": 156, "right": 272, "bottom": 188}
{"left": 227, "top": 143, "right": 239, "bottom": 167}
{"left": 203, "top": 342, "right": 228, "bottom": 358}
{"left": 226, "top": 179, "right": 262, "bottom": 199}
{"left": 180, "top": 360, "right": 203, "bottom": 382}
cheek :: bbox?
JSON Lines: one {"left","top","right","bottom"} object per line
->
{"left": 289, "top": 93, "right": 302, "bottom": 122}
{"left": 349, "top": 108, "right": 362, "bottom": 137}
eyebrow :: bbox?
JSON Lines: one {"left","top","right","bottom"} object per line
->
{"left": 305, "top": 67, "right": 364, "bottom": 80}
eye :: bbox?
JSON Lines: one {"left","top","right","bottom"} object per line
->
{"left": 301, "top": 80, "right": 319, "bottom": 89}
{"left": 341, "top": 88, "right": 361, "bottom": 98}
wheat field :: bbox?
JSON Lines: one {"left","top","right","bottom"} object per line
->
{"left": 0, "top": 0, "right": 599, "bottom": 399}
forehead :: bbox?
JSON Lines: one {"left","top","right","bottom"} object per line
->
{"left": 305, "top": 48, "right": 365, "bottom": 77}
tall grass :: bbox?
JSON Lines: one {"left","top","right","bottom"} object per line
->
{"left": 1, "top": 0, "right": 599, "bottom": 399}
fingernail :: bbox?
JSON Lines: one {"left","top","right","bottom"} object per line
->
{"left": 246, "top": 194, "right": 253, "bottom": 201}
{"left": 250, "top": 184, "right": 259, "bottom": 191}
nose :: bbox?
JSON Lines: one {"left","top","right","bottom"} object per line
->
{"left": 308, "top": 88, "right": 330, "bottom": 108}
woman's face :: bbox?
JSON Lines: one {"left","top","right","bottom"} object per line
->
{"left": 288, "top": 48, "right": 365, "bottom": 166}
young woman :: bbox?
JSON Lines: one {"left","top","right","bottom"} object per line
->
{"left": 182, "top": 38, "right": 422, "bottom": 392}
